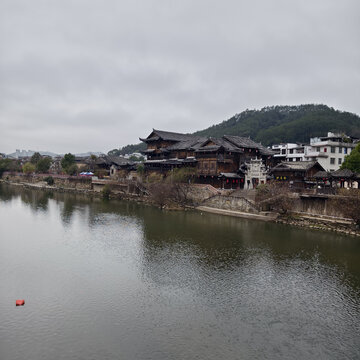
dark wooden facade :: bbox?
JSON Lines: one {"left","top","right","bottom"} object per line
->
{"left": 140, "top": 129, "right": 275, "bottom": 187}
{"left": 270, "top": 161, "right": 325, "bottom": 188}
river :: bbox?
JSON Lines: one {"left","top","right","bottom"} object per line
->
{"left": 0, "top": 184, "right": 359, "bottom": 360}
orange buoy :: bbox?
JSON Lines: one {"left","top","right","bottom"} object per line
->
{"left": 16, "top": 300, "right": 25, "bottom": 306}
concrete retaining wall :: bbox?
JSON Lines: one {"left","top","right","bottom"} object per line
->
{"left": 202, "top": 195, "right": 259, "bottom": 213}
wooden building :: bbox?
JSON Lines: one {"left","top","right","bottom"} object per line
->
{"left": 140, "top": 129, "right": 275, "bottom": 188}
{"left": 270, "top": 161, "right": 325, "bottom": 188}
{"left": 314, "top": 169, "right": 360, "bottom": 189}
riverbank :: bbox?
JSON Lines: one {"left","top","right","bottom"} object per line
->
{"left": 1, "top": 177, "right": 359, "bottom": 237}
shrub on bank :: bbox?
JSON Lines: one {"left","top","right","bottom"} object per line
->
{"left": 102, "top": 184, "right": 111, "bottom": 200}
{"left": 44, "top": 176, "right": 55, "bottom": 186}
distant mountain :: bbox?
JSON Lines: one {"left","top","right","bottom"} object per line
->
{"left": 111, "top": 104, "right": 360, "bottom": 154}
{"left": 194, "top": 104, "right": 360, "bottom": 146}
{"left": 74, "top": 152, "right": 105, "bottom": 158}
{"left": 7, "top": 150, "right": 59, "bottom": 158}
{"left": 108, "top": 143, "right": 146, "bottom": 157}
{"left": 6, "top": 150, "right": 106, "bottom": 159}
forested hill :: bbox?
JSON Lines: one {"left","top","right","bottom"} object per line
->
{"left": 109, "top": 104, "right": 360, "bottom": 155}
{"left": 193, "top": 104, "right": 360, "bottom": 146}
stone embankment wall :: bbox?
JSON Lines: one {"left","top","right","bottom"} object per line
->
{"left": 291, "top": 194, "right": 343, "bottom": 218}
{"left": 202, "top": 194, "right": 259, "bottom": 213}
{"left": 2, "top": 173, "right": 92, "bottom": 191}
{"left": 92, "top": 179, "right": 144, "bottom": 197}
{"left": 187, "top": 184, "right": 221, "bottom": 203}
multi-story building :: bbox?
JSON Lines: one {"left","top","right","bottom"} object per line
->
{"left": 271, "top": 143, "right": 309, "bottom": 162}
{"left": 305, "top": 132, "right": 358, "bottom": 171}
{"left": 140, "top": 129, "right": 274, "bottom": 188}
{"left": 272, "top": 133, "right": 358, "bottom": 172}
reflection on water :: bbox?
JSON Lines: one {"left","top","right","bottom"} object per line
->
{"left": 0, "top": 184, "right": 359, "bottom": 360}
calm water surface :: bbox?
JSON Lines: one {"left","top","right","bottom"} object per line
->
{"left": 0, "top": 184, "right": 359, "bottom": 360}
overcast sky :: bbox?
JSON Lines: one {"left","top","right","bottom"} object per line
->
{"left": 1, "top": 0, "right": 359, "bottom": 154}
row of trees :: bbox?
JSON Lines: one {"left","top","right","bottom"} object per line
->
{"left": 0, "top": 152, "right": 78, "bottom": 176}
{"left": 22, "top": 152, "right": 52, "bottom": 174}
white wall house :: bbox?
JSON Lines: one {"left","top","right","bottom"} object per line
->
{"left": 272, "top": 133, "right": 358, "bottom": 172}
{"left": 305, "top": 132, "right": 357, "bottom": 171}
{"left": 271, "top": 143, "right": 309, "bottom": 162}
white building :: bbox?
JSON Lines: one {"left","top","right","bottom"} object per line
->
{"left": 271, "top": 143, "right": 309, "bottom": 162}
{"left": 272, "top": 133, "right": 358, "bottom": 172}
{"left": 305, "top": 132, "right": 357, "bottom": 171}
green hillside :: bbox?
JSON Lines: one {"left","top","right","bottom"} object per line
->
{"left": 194, "top": 104, "right": 360, "bottom": 146}
{"left": 109, "top": 104, "right": 360, "bottom": 154}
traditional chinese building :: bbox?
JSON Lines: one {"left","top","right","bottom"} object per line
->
{"left": 140, "top": 129, "right": 275, "bottom": 188}
{"left": 270, "top": 161, "right": 325, "bottom": 188}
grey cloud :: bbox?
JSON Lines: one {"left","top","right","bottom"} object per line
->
{"left": 1, "top": 0, "right": 359, "bottom": 153}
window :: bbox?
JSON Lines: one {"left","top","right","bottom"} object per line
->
{"left": 331, "top": 146, "right": 335, "bottom": 153}
{"left": 324, "top": 147, "right": 327, "bottom": 152}
{"left": 338, "top": 147, "right": 342, "bottom": 153}
{"left": 338, "top": 158, "right": 342, "bottom": 165}
{"left": 330, "top": 158, "right": 335, "bottom": 165}
{"left": 316, "top": 147, "right": 320, "bottom": 151}
{"left": 281, "top": 149, "right": 286, "bottom": 155}
{"left": 289, "top": 149, "right": 294, "bottom": 154}
{"left": 344, "top": 148, "right": 347, "bottom": 154}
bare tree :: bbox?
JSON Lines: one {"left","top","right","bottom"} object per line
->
{"left": 148, "top": 182, "right": 172, "bottom": 209}
{"left": 256, "top": 182, "right": 294, "bottom": 214}
{"left": 171, "top": 182, "right": 194, "bottom": 208}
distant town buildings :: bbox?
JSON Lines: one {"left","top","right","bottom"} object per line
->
{"left": 271, "top": 132, "right": 358, "bottom": 171}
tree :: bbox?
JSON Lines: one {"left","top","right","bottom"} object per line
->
{"left": 169, "top": 167, "right": 196, "bottom": 183}
{"left": 0, "top": 158, "right": 12, "bottom": 177}
{"left": 36, "top": 157, "right": 51, "bottom": 173}
{"left": 107, "top": 149, "right": 121, "bottom": 156}
{"left": 30, "top": 152, "right": 42, "bottom": 165}
{"left": 170, "top": 182, "right": 194, "bottom": 208}
{"left": 341, "top": 143, "right": 360, "bottom": 173}
{"left": 136, "top": 163, "right": 145, "bottom": 179}
{"left": 44, "top": 176, "right": 54, "bottom": 185}
{"left": 66, "top": 164, "right": 78, "bottom": 176}
{"left": 165, "top": 168, "right": 196, "bottom": 208}
{"left": 102, "top": 184, "right": 111, "bottom": 200}
{"left": 61, "top": 153, "right": 76, "bottom": 173}
{"left": 148, "top": 182, "right": 172, "bottom": 209}
{"left": 256, "top": 182, "right": 293, "bottom": 214}
{"left": 23, "top": 162, "right": 36, "bottom": 175}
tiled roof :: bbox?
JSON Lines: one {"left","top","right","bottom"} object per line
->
{"left": 331, "top": 169, "right": 355, "bottom": 178}
{"left": 223, "top": 135, "right": 261, "bottom": 149}
{"left": 219, "top": 172, "right": 242, "bottom": 179}
{"left": 196, "top": 137, "right": 243, "bottom": 153}
{"left": 271, "top": 161, "right": 321, "bottom": 171}
{"left": 223, "top": 135, "right": 275, "bottom": 155}
{"left": 314, "top": 171, "right": 329, "bottom": 178}
{"left": 166, "top": 137, "right": 207, "bottom": 151}
{"left": 140, "top": 129, "right": 195, "bottom": 142}
{"left": 96, "top": 156, "right": 129, "bottom": 166}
